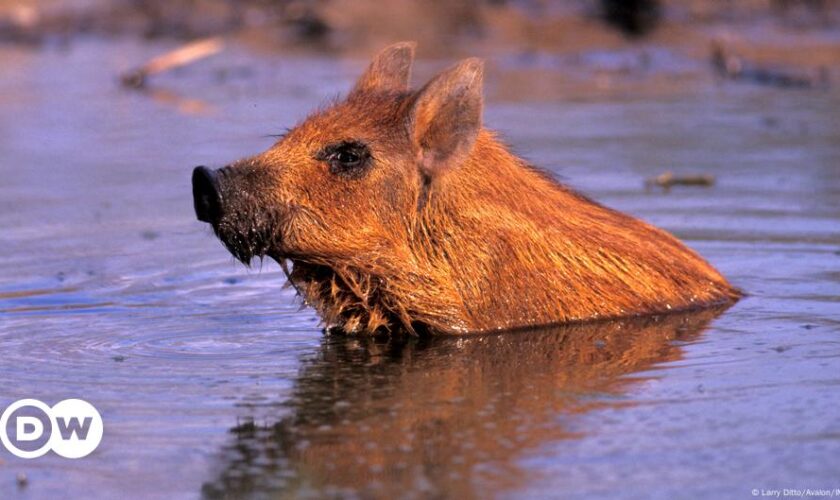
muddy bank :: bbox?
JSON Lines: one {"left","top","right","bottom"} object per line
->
{"left": 2, "top": 1, "right": 839, "bottom": 59}
{"left": 3, "top": 0, "right": 838, "bottom": 104}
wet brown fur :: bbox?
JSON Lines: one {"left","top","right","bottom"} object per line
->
{"left": 206, "top": 42, "right": 740, "bottom": 335}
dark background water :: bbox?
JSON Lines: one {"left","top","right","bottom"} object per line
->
{"left": 0, "top": 30, "right": 839, "bottom": 499}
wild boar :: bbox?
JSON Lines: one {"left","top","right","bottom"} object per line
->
{"left": 192, "top": 41, "right": 740, "bottom": 335}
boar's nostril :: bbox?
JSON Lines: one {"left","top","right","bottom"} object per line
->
{"left": 192, "top": 166, "right": 223, "bottom": 224}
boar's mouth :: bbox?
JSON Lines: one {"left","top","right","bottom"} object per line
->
{"left": 211, "top": 201, "right": 321, "bottom": 266}
{"left": 193, "top": 165, "right": 305, "bottom": 265}
{"left": 212, "top": 213, "right": 278, "bottom": 265}
{"left": 209, "top": 203, "right": 296, "bottom": 265}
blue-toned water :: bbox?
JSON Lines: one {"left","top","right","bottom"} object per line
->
{"left": 0, "top": 39, "right": 838, "bottom": 499}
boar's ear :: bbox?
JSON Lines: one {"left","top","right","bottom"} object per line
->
{"left": 351, "top": 41, "right": 416, "bottom": 95}
{"left": 409, "top": 58, "right": 484, "bottom": 177}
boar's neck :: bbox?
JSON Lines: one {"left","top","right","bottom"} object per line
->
{"left": 289, "top": 131, "right": 737, "bottom": 335}
{"left": 408, "top": 130, "right": 739, "bottom": 332}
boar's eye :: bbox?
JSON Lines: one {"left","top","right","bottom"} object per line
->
{"left": 316, "top": 141, "right": 372, "bottom": 179}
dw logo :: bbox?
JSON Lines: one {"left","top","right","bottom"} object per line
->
{"left": 0, "top": 399, "right": 103, "bottom": 459}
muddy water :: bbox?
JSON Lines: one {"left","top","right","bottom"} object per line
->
{"left": 0, "top": 39, "right": 838, "bottom": 499}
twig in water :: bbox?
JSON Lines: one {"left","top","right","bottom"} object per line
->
{"left": 120, "top": 37, "right": 224, "bottom": 89}
{"left": 645, "top": 171, "right": 715, "bottom": 192}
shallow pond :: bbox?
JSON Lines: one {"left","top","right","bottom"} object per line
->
{"left": 0, "top": 39, "right": 838, "bottom": 499}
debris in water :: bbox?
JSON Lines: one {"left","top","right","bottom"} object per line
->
{"left": 120, "top": 37, "right": 224, "bottom": 89}
{"left": 645, "top": 171, "right": 715, "bottom": 191}
{"left": 711, "top": 41, "right": 829, "bottom": 89}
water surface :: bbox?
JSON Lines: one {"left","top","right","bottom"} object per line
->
{"left": 0, "top": 39, "right": 838, "bottom": 499}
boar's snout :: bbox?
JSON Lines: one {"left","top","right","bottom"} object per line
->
{"left": 192, "top": 166, "right": 223, "bottom": 224}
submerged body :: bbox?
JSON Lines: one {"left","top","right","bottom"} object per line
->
{"left": 192, "top": 42, "right": 739, "bottom": 334}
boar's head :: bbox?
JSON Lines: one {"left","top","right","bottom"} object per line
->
{"left": 193, "top": 42, "right": 485, "bottom": 333}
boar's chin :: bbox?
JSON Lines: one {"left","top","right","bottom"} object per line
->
{"left": 212, "top": 211, "right": 283, "bottom": 265}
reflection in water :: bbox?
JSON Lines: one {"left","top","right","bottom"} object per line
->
{"left": 201, "top": 308, "right": 727, "bottom": 499}
{"left": 146, "top": 86, "right": 216, "bottom": 115}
